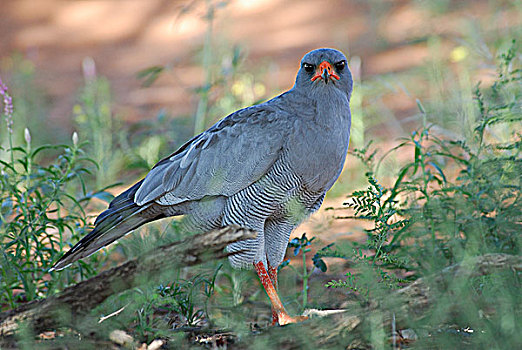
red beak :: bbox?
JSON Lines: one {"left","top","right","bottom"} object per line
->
{"left": 311, "top": 61, "right": 340, "bottom": 83}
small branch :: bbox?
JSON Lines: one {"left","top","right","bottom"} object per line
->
{"left": 0, "top": 225, "right": 256, "bottom": 336}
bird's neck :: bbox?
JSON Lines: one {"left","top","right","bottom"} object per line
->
{"left": 273, "top": 88, "right": 351, "bottom": 130}
{"left": 308, "top": 88, "right": 351, "bottom": 128}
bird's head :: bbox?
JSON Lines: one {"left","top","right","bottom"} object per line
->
{"left": 295, "top": 48, "right": 353, "bottom": 99}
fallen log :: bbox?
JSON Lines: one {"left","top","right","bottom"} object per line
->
{"left": 0, "top": 225, "right": 256, "bottom": 336}
{"left": 393, "top": 252, "right": 522, "bottom": 320}
{"left": 253, "top": 253, "right": 522, "bottom": 349}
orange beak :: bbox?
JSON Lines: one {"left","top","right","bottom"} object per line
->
{"left": 311, "top": 61, "right": 340, "bottom": 83}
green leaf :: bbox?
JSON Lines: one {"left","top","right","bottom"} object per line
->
{"left": 136, "top": 65, "right": 165, "bottom": 87}
{"left": 312, "top": 255, "right": 327, "bottom": 272}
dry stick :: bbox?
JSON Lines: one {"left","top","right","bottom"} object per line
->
{"left": 0, "top": 225, "right": 256, "bottom": 336}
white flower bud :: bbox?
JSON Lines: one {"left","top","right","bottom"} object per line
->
{"left": 24, "top": 128, "right": 31, "bottom": 144}
{"left": 72, "top": 131, "right": 79, "bottom": 147}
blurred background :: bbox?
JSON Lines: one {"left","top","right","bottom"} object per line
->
{"left": 1, "top": 0, "right": 518, "bottom": 131}
{"left": 0, "top": 1, "right": 520, "bottom": 347}
{"left": 1, "top": 0, "right": 519, "bottom": 229}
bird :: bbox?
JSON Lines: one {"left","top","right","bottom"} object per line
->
{"left": 51, "top": 48, "right": 353, "bottom": 326}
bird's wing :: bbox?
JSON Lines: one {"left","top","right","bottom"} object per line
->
{"left": 134, "top": 104, "right": 290, "bottom": 206}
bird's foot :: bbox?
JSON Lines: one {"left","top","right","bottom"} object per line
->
{"left": 276, "top": 312, "right": 309, "bottom": 326}
{"left": 254, "top": 262, "right": 308, "bottom": 326}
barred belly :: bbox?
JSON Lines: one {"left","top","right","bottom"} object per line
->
{"left": 223, "top": 158, "right": 325, "bottom": 269}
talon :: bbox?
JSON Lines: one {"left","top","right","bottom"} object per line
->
{"left": 277, "top": 313, "right": 309, "bottom": 326}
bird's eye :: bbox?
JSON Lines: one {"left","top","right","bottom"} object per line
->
{"left": 303, "top": 63, "right": 314, "bottom": 73}
{"left": 334, "top": 60, "right": 346, "bottom": 72}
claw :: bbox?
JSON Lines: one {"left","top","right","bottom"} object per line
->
{"left": 277, "top": 313, "right": 309, "bottom": 326}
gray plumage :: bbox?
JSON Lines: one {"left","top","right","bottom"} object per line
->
{"left": 51, "top": 48, "right": 353, "bottom": 272}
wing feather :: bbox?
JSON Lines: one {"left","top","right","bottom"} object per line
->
{"left": 134, "top": 105, "right": 289, "bottom": 206}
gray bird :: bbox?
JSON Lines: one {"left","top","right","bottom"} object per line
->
{"left": 52, "top": 48, "right": 353, "bottom": 326}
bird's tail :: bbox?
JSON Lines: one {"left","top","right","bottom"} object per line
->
{"left": 50, "top": 180, "right": 165, "bottom": 271}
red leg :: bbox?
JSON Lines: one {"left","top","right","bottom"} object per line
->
{"left": 254, "top": 261, "right": 308, "bottom": 326}
{"left": 267, "top": 263, "right": 279, "bottom": 325}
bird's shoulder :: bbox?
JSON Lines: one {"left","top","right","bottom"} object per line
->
{"left": 209, "top": 91, "right": 302, "bottom": 131}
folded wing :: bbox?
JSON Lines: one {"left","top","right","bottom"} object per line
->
{"left": 135, "top": 105, "right": 288, "bottom": 206}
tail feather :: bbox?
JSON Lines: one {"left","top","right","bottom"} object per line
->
{"left": 94, "top": 180, "right": 144, "bottom": 225}
{"left": 108, "top": 180, "right": 144, "bottom": 210}
{"left": 51, "top": 180, "right": 163, "bottom": 271}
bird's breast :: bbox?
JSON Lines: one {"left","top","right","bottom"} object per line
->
{"left": 287, "top": 114, "right": 351, "bottom": 192}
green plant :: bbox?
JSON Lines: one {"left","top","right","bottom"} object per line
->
{"left": 0, "top": 77, "right": 115, "bottom": 309}
{"left": 279, "top": 233, "right": 328, "bottom": 312}
{"left": 325, "top": 42, "right": 520, "bottom": 348}
{"left": 130, "top": 266, "right": 221, "bottom": 342}
{"left": 74, "top": 67, "right": 125, "bottom": 188}
{"left": 214, "top": 263, "right": 250, "bottom": 308}
{"left": 0, "top": 54, "right": 59, "bottom": 150}
{"left": 336, "top": 41, "right": 519, "bottom": 282}
{"left": 0, "top": 132, "right": 115, "bottom": 308}
{"left": 326, "top": 173, "right": 408, "bottom": 301}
